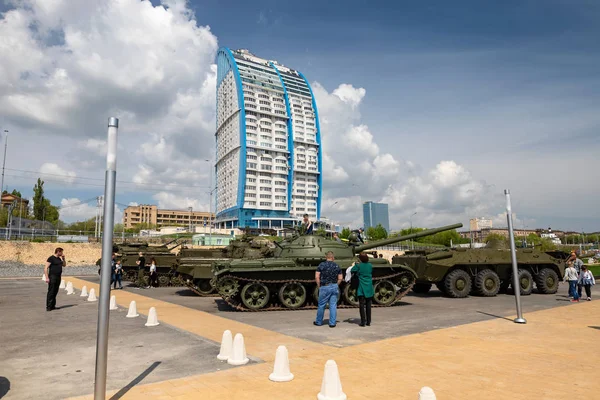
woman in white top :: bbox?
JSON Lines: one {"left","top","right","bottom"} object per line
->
{"left": 578, "top": 266, "right": 595, "bottom": 301}
{"left": 149, "top": 258, "right": 159, "bottom": 288}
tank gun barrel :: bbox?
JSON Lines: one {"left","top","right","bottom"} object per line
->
{"left": 353, "top": 223, "right": 463, "bottom": 253}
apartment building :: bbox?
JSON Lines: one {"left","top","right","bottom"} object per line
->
{"left": 123, "top": 204, "right": 214, "bottom": 229}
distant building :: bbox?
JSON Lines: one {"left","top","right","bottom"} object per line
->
{"left": 192, "top": 233, "right": 235, "bottom": 246}
{"left": 459, "top": 227, "right": 538, "bottom": 242}
{"left": 1, "top": 193, "right": 29, "bottom": 209}
{"left": 123, "top": 205, "right": 214, "bottom": 229}
{"left": 540, "top": 228, "right": 562, "bottom": 245}
{"left": 363, "top": 202, "right": 390, "bottom": 232}
{"left": 469, "top": 217, "right": 492, "bottom": 231}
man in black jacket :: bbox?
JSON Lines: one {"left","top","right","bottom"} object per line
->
{"left": 45, "top": 247, "right": 66, "bottom": 311}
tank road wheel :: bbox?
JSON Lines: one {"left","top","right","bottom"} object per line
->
{"left": 278, "top": 282, "right": 307, "bottom": 309}
{"left": 474, "top": 269, "right": 500, "bottom": 297}
{"left": 535, "top": 268, "right": 559, "bottom": 294}
{"left": 312, "top": 286, "right": 320, "bottom": 304}
{"left": 412, "top": 283, "right": 432, "bottom": 294}
{"left": 170, "top": 275, "right": 183, "bottom": 286}
{"left": 158, "top": 274, "right": 170, "bottom": 287}
{"left": 514, "top": 269, "right": 533, "bottom": 296}
{"left": 342, "top": 284, "right": 359, "bottom": 307}
{"left": 444, "top": 269, "right": 472, "bottom": 298}
{"left": 373, "top": 280, "right": 396, "bottom": 306}
{"left": 142, "top": 275, "right": 150, "bottom": 287}
{"left": 241, "top": 282, "right": 270, "bottom": 310}
{"left": 217, "top": 277, "right": 240, "bottom": 298}
{"left": 194, "top": 279, "right": 215, "bottom": 295}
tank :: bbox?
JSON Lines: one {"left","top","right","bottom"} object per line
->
{"left": 96, "top": 239, "right": 183, "bottom": 287}
{"left": 202, "top": 223, "right": 463, "bottom": 311}
{"left": 392, "top": 239, "right": 569, "bottom": 298}
{"left": 175, "top": 236, "right": 276, "bottom": 295}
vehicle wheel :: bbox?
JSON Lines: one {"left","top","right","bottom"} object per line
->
{"left": 342, "top": 284, "right": 359, "bottom": 306}
{"left": 373, "top": 280, "right": 397, "bottom": 306}
{"left": 535, "top": 268, "right": 559, "bottom": 294}
{"left": 436, "top": 282, "right": 448, "bottom": 295}
{"left": 240, "top": 282, "right": 270, "bottom": 310}
{"left": 142, "top": 275, "right": 150, "bottom": 286}
{"left": 158, "top": 275, "right": 170, "bottom": 287}
{"left": 194, "top": 279, "right": 215, "bottom": 295}
{"left": 170, "top": 275, "right": 183, "bottom": 286}
{"left": 216, "top": 277, "right": 240, "bottom": 298}
{"left": 278, "top": 282, "right": 307, "bottom": 309}
{"left": 412, "top": 283, "right": 432, "bottom": 294}
{"left": 474, "top": 269, "right": 500, "bottom": 297}
{"left": 443, "top": 269, "right": 472, "bottom": 298}
{"left": 512, "top": 269, "right": 533, "bottom": 295}
{"left": 312, "top": 286, "right": 320, "bottom": 304}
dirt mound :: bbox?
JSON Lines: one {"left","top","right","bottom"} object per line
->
{"left": 0, "top": 242, "right": 102, "bottom": 266}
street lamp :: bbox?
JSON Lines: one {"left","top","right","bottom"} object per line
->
{"left": 205, "top": 159, "right": 215, "bottom": 245}
{"left": 409, "top": 212, "right": 417, "bottom": 250}
{"left": 188, "top": 206, "right": 193, "bottom": 233}
{"left": 1, "top": 130, "right": 7, "bottom": 195}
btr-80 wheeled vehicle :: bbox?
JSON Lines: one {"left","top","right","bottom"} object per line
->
{"left": 392, "top": 239, "right": 568, "bottom": 298}
{"left": 205, "top": 223, "right": 462, "bottom": 311}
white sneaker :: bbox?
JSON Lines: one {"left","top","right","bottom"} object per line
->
{"left": 587, "top": 297, "right": 592, "bottom": 301}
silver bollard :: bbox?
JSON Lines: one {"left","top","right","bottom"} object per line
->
{"left": 505, "top": 189, "right": 526, "bottom": 324}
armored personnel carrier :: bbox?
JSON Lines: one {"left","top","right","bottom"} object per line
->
{"left": 97, "top": 239, "right": 183, "bottom": 287}
{"left": 204, "top": 223, "right": 462, "bottom": 311}
{"left": 176, "top": 236, "right": 275, "bottom": 295}
{"left": 393, "top": 239, "right": 569, "bottom": 298}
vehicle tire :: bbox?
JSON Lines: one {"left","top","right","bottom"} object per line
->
{"left": 443, "top": 269, "right": 472, "bottom": 298}
{"left": 342, "top": 284, "right": 359, "bottom": 306}
{"left": 474, "top": 269, "right": 500, "bottom": 297}
{"left": 412, "top": 283, "right": 432, "bottom": 294}
{"left": 512, "top": 269, "right": 533, "bottom": 295}
{"left": 278, "top": 282, "right": 307, "bottom": 309}
{"left": 436, "top": 282, "right": 448, "bottom": 295}
{"left": 240, "top": 282, "right": 270, "bottom": 310}
{"left": 158, "top": 274, "right": 170, "bottom": 287}
{"left": 535, "top": 268, "right": 559, "bottom": 294}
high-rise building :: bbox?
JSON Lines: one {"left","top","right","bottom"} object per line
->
{"left": 363, "top": 202, "right": 390, "bottom": 232}
{"left": 214, "top": 48, "right": 322, "bottom": 229}
{"left": 469, "top": 217, "right": 492, "bottom": 231}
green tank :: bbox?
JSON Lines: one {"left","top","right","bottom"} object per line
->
{"left": 202, "top": 223, "right": 462, "bottom": 311}
{"left": 96, "top": 239, "right": 182, "bottom": 287}
{"left": 392, "top": 239, "right": 569, "bottom": 298}
{"left": 176, "top": 236, "right": 275, "bottom": 295}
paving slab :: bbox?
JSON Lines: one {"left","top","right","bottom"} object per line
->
{"left": 81, "top": 275, "right": 574, "bottom": 347}
{"left": 0, "top": 279, "right": 242, "bottom": 400}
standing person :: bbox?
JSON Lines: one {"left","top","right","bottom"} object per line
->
{"left": 110, "top": 253, "right": 116, "bottom": 288}
{"left": 352, "top": 253, "right": 374, "bottom": 327}
{"left": 314, "top": 251, "right": 342, "bottom": 327}
{"left": 44, "top": 247, "right": 65, "bottom": 311}
{"left": 136, "top": 252, "right": 146, "bottom": 288}
{"left": 573, "top": 256, "right": 584, "bottom": 297}
{"left": 149, "top": 258, "right": 159, "bottom": 288}
{"left": 302, "top": 214, "right": 313, "bottom": 235}
{"left": 579, "top": 266, "right": 595, "bottom": 301}
{"left": 113, "top": 260, "right": 123, "bottom": 290}
{"left": 564, "top": 262, "right": 580, "bottom": 303}
{"left": 333, "top": 232, "right": 342, "bottom": 243}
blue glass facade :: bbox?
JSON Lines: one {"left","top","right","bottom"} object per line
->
{"left": 363, "top": 202, "right": 390, "bottom": 233}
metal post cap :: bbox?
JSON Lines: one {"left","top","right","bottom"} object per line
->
{"left": 108, "top": 117, "right": 119, "bottom": 128}
{"left": 504, "top": 189, "right": 510, "bottom": 194}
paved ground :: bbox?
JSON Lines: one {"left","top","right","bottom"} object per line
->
{"left": 81, "top": 276, "right": 574, "bottom": 347}
{"left": 0, "top": 279, "right": 245, "bottom": 400}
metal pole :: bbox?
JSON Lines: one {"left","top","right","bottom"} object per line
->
{"left": 209, "top": 160, "right": 213, "bottom": 245}
{"left": 18, "top": 200, "right": 22, "bottom": 237}
{"left": 189, "top": 206, "right": 192, "bottom": 233}
{"left": 1, "top": 130, "right": 7, "bottom": 195}
{"left": 94, "top": 117, "right": 119, "bottom": 400}
{"left": 505, "top": 189, "right": 526, "bottom": 324}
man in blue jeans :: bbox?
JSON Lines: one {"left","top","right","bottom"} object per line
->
{"left": 314, "top": 251, "right": 343, "bottom": 327}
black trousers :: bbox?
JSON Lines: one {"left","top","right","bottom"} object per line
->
{"left": 46, "top": 274, "right": 61, "bottom": 310}
{"left": 358, "top": 296, "right": 372, "bottom": 325}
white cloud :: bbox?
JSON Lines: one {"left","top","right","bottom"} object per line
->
{"left": 39, "top": 163, "right": 77, "bottom": 184}
{"left": 152, "top": 192, "right": 208, "bottom": 212}
{"left": 59, "top": 197, "right": 123, "bottom": 224}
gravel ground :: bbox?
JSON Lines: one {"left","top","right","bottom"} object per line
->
{"left": 0, "top": 261, "right": 98, "bottom": 277}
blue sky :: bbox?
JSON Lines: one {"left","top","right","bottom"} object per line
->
{"left": 2, "top": 0, "right": 599, "bottom": 231}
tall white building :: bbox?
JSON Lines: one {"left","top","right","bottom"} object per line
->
{"left": 214, "top": 48, "right": 322, "bottom": 229}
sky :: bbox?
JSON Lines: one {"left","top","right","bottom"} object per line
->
{"left": 0, "top": 0, "right": 598, "bottom": 232}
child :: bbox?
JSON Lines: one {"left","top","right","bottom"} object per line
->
{"left": 578, "top": 266, "right": 595, "bottom": 301}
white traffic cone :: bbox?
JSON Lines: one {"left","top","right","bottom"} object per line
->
{"left": 66, "top": 282, "right": 74, "bottom": 295}
{"left": 109, "top": 295, "right": 118, "bottom": 310}
{"left": 217, "top": 330, "right": 233, "bottom": 361}
{"left": 80, "top": 286, "right": 88, "bottom": 297}
{"left": 317, "top": 360, "right": 346, "bottom": 400}
{"left": 145, "top": 307, "right": 159, "bottom": 327}
{"left": 227, "top": 333, "right": 249, "bottom": 366}
{"left": 65, "top": 281, "right": 72, "bottom": 292}
{"left": 126, "top": 301, "right": 139, "bottom": 318}
{"left": 87, "top": 288, "right": 97, "bottom": 302}
{"left": 59, "top": 279, "right": 66, "bottom": 289}
{"left": 418, "top": 387, "right": 437, "bottom": 400}
{"left": 269, "top": 345, "right": 293, "bottom": 382}
{"left": 41, "top": 274, "right": 46, "bottom": 281}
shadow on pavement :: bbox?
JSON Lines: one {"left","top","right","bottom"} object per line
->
{"left": 109, "top": 361, "right": 161, "bottom": 400}
{"left": 589, "top": 326, "right": 600, "bottom": 331}
{"left": 0, "top": 376, "right": 10, "bottom": 399}
{"left": 476, "top": 311, "right": 512, "bottom": 322}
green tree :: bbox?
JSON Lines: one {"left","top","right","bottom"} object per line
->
{"left": 366, "top": 224, "right": 388, "bottom": 241}
{"left": 33, "top": 178, "right": 46, "bottom": 220}
{"left": 340, "top": 227, "right": 351, "bottom": 240}
{"left": 42, "top": 199, "right": 60, "bottom": 224}
{"left": 484, "top": 233, "right": 508, "bottom": 245}
{"left": 315, "top": 226, "right": 327, "bottom": 237}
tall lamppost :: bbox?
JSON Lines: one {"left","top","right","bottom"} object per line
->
{"left": 205, "top": 159, "right": 214, "bottom": 245}
{"left": 188, "top": 206, "right": 193, "bottom": 233}
{"left": 1, "top": 130, "right": 8, "bottom": 195}
{"left": 409, "top": 212, "right": 417, "bottom": 250}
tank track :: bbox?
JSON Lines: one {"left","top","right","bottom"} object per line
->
{"left": 121, "top": 271, "right": 187, "bottom": 288}
{"left": 205, "top": 270, "right": 415, "bottom": 312}
{"left": 183, "top": 281, "right": 219, "bottom": 297}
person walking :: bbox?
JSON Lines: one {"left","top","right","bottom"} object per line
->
{"left": 136, "top": 252, "right": 146, "bottom": 288}
{"left": 110, "top": 254, "right": 117, "bottom": 288}
{"left": 149, "top": 258, "right": 159, "bottom": 288}
{"left": 113, "top": 260, "right": 123, "bottom": 289}
{"left": 44, "top": 247, "right": 65, "bottom": 311}
{"left": 314, "top": 251, "right": 342, "bottom": 327}
{"left": 579, "top": 265, "right": 595, "bottom": 301}
{"left": 564, "top": 262, "right": 580, "bottom": 303}
{"left": 351, "top": 252, "right": 374, "bottom": 327}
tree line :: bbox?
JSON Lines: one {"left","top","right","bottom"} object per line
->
{"left": 0, "top": 179, "right": 60, "bottom": 226}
